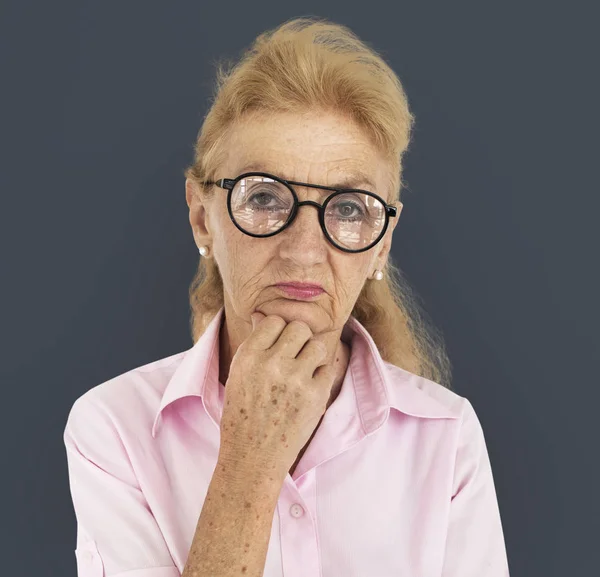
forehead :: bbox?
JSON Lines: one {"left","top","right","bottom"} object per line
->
{"left": 221, "top": 111, "right": 389, "bottom": 192}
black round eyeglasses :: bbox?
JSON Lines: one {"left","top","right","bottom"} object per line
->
{"left": 202, "top": 172, "right": 398, "bottom": 254}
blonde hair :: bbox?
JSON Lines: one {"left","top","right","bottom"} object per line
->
{"left": 183, "top": 17, "right": 453, "bottom": 389}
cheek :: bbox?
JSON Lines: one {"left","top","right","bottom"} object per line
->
{"left": 226, "top": 238, "right": 268, "bottom": 283}
{"left": 335, "top": 258, "right": 372, "bottom": 288}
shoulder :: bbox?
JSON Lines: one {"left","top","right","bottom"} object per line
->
{"left": 65, "top": 349, "right": 186, "bottom": 433}
{"left": 382, "top": 360, "right": 474, "bottom": 421}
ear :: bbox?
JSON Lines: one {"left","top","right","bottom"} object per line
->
{"left": 186, "top": 178, "right": 212, "bottom": 247}
{"left": 374, "top": 201, "right": 403, "bottom": 269}
{"left": 185, "top": 177, "right": 196, "bottom": 210}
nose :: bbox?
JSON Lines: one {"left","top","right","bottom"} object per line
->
{"left": 288, "top": 200, "right": 325, "bottom": 239}
{"left": 277, "top": 199, "right": 330, "bottom": 259}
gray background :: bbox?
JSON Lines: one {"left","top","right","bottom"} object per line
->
{"left": 1, "top": 1, "right": 598, "bottom": 576}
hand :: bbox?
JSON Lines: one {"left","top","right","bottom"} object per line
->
{"left": 218, "top": 311, "right": 336, "bottom": 479}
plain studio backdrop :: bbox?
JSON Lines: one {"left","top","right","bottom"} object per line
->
{"left": 1, "top": 1, "right": 598, "bottom": 576}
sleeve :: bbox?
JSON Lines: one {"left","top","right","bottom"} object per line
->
{"left": 63, "top": 395, "right": 181, "bottom": 577}
{"left": 441, "top": 398, "right": 511, "bottom": 577}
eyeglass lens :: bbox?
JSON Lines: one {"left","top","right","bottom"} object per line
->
{"left": 229, "top": 175, "right": 386, "bottom": 251}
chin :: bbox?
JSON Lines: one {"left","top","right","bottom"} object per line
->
{"left": 264, "top": 300, "right": 322, "bottom": 321}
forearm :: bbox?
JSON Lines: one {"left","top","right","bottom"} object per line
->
{"left": 182, "top": 455, "right": 285, "bottom": 577}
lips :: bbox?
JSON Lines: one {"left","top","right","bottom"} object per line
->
{"left": 275, "top": 282, "right": 324, "bottom": 291}
{"left": 274, "top": 283, "right": 325, "bottom": 299}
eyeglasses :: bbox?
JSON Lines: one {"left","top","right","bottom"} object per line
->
{"left": 202, "top": 172, "right": 398, "bottom": 253}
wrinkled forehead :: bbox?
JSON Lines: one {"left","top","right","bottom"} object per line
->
{"left": 219, "top": 111, "right": 391, "bottom": 196}
{"left": 233, "top": 162, "right": 379, "bottom": 193}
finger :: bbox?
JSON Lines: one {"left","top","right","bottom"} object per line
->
{"left": 296, "top": 339, "right": 328, "bottom": 364}
{"left": 312, "top": 362, "right": 336, "bottom": 383}
{"left": 272, "top": 320, "right": 314, "bottom": 358}
{"left": 250, "top": 311, "right": 266, "bottom": 330}
{"left": 248, "top": 314, "right": 287, "bottom": 349}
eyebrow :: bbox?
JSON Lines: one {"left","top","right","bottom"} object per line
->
{"left": 235, "top": 164, "right": 377, "bottom": 193}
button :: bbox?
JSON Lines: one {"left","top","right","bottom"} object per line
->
{"left": 75, "top": 542, "right": 104, "bottom": 577}
{"left": 83, "top": 550, "right": 94, "bottom": 563}
{"left": 289, "top": 503, "right": 305, "bottom": 518}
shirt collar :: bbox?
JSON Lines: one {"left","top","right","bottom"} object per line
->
{"left": 152, "top": 307, "right": 459, "bottom": 438}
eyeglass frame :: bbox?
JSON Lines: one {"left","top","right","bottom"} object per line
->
{"left": 201, "top": 171, "right": 398, "bottom": 254}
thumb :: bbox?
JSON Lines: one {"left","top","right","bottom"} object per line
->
{"left": 250, "top": 311, "right": 265, "bottom": 329}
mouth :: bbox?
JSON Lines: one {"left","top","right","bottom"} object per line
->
{"left": 274, "top": 284, "right": 325, "bottom": 300}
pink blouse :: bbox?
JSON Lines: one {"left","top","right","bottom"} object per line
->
{"left": 64, "top": 306, "right": 510, "bottom": 576}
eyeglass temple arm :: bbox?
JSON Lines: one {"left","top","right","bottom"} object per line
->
{"left": 202, "top": 178, "right": 235, "bottom": 190}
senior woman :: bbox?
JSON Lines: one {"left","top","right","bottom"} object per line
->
{"left": 64, "top": 17, "right": 510, "bottom": 577}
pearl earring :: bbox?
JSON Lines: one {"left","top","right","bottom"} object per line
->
{"left": 374, "top": 270, "right": 383, "bottom": 280}
{"left": 198, "top": 245, "right": 209, "bottom": 256}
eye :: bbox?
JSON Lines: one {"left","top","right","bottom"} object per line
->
{"left": 247, "top": 190, "right": 290, "bottom": 212}
{"left": 250, "top": 191, "right": 276, "bottom": 206}
{"left": 331, "top": 200, "right": 365, "bottom": 221}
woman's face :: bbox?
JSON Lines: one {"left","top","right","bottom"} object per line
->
{"left": 186, "top": 109, "right": 402, "bottom": 340}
